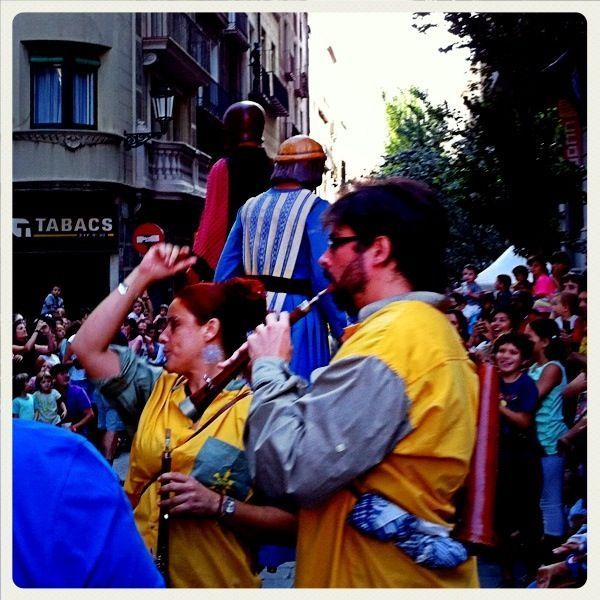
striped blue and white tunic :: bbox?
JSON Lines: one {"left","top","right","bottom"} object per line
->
{"left": 215, "top": 186, "right": 347, "bottom": 381}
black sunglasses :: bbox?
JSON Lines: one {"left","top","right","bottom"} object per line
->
{"left": 327, "top": 235, "right": 360, "bottom": 250}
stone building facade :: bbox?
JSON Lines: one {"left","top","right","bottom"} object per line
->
{"left": 13, "top": 11, "right": 310, "bottom": 318}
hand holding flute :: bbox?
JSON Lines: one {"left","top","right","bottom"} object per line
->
{"left": 224, "top": 287, "right": 330, "bottom": 367}
{"left": 213, "top": 311, "right": 293, "bottom": 373}
{"left": 246, "top": 311, "right": 293, "bottom": 364}
{"left": 180, "top": 288, "right": 329, "bottom": 420}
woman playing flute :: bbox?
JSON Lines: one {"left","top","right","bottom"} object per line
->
{"left": 73, "top": 243, "right": 296, "bottom": 587}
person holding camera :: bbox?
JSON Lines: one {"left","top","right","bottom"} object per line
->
{"left": 13, "top": 314, "right": 57, "bottom": 377}
{"left": 467, "top": 307, "right": 518, "bottom": 364}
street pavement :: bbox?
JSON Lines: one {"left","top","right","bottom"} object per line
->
{"left": 112, "top": 451, "right": 504, "bottom": 588}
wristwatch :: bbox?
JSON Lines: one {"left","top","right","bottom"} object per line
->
{"left": 220, "top": 496, "right": 236, "bottom": 518}
{"left": 117, "top": 282, "right": 129, "bottom": 296}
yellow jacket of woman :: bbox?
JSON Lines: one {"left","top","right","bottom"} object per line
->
{"left": 123, "top": 371, "right": 261, "bottom": 588}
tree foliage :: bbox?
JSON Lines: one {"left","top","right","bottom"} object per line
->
{"left": 376, "top": 87, "right": 506, "bottom": 282}
{"left": 412, "top": 13, "right": 586, "bottom": 258}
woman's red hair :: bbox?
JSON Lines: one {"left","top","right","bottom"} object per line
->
{"left": 176, "top": 278, "right": 267, "bottom": 356}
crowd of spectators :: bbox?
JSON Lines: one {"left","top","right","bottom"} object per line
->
{"left": 12, "top": 285, "right": 166, "bottom": 465}
{"left": 445, "top": 252, "right": 587, "bottom": 588}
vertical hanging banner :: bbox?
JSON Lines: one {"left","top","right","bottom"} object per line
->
{"left": 557, "top": 98, "right": 583, "bottom": 166}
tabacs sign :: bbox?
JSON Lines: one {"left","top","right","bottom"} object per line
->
{"left": 13, "top": 205, "right": 118, "bottom": 253}
{"left": 13, "top": 216, "right": 115, "bottom": 239}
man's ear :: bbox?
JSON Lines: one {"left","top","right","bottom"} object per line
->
{"left": 370, "top": 235, "right": 393, "bottom": 266}
{"left": 202, "top": 317, "right": 221, "bottom": 342}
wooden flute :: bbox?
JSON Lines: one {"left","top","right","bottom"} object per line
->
{"left": 155, "top": 428, "right": 172, "bottom": 584}
{"left": 178, "top": 287, "right": 330, "bottom": 421}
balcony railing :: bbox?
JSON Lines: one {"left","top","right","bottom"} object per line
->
{"left": 229, "top": 13, "right": 248, "bottom": 33}
{"left": 283, "top": 120, "right": 301, "bottom": 139}
{"left": 223, "top": 13, "right": 249, "bottom": 49}
{"left": 197, "top": 80, "right": 239, "bottom": 120}
{"left": 250, "top": 67, "right": 289, "bottom": 117}
{"left": 203, "top": 13, "right": 229, "bottom": 27}
{"left": 147, "top": 13, "right": 210, "bottom": 74}
{"left": 294, "top": 72, "right": 309, "bottom": 98}
{"left": 146, "top": 139, "right": 211, "bottom": 198}
{"left": 168, "top": 13, "right": 210, "bottom": 72}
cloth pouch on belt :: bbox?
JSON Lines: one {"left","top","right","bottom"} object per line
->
{"left": 347, "top": 492, "right": 468, "bottom": 569}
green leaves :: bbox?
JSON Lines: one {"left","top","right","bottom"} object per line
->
{"left": 378, "top": 13, "right": 586, "bottom": 282}
{"left": 377, "top": 87, "right": 505, "bottom": 281}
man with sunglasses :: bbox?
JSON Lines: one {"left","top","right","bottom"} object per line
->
{"left": 215, "top": 134, "right": 347, "bottom": 382}
{"left": 244, "top": 178, "right": 480, "bottom": 587}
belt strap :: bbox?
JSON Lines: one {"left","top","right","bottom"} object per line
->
{"left": 246, "top": 274, "right": 312, "bottom": 296}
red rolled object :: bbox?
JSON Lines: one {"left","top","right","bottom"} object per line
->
{"left": 454, "top": 361, "right": 500, "bottom": 546}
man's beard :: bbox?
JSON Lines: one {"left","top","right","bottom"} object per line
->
{"left": 325, "top": 255, "right": 367, "bottom": 316}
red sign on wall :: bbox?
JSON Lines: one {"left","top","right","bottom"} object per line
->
{"left": 132, "top": 223, "right": 165, "bottom": 255}
{"left": 557, "top": 98, "right": 583, "bottom": 167}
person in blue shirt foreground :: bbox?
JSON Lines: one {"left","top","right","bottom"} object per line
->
{"left": 13, "top": 419, "right": 165, "bottom": 588}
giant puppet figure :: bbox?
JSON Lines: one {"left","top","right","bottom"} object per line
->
{"left": 215, "top": 135, "right": 347, "bottom": 382}
{"left": 191, "top": 101, "right": 273, "bottom": 281}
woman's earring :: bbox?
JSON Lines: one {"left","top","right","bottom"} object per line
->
{"left": 202, "top": 344, "right": 224, "bottom": 364}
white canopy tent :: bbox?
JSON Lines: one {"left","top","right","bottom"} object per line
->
{"left": 477, "top": 246, "right": 529, "bottom": 290}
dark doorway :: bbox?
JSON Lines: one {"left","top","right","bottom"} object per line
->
{"left": 13, "top": 251, "right": 111, "bottom": 323}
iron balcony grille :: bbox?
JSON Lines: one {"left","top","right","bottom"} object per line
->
{"left": 149, "top": 13, "right": 211, "bottom": 73}
{"left": 197, "top": 79, "right": 239, "bottom": 120}
{"left": 250, "top": 67, "right": 289, "bottom": 117}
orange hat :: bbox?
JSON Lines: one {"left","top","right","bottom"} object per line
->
{"left": 274, "top": 135, "right": 326, "bottom": 163}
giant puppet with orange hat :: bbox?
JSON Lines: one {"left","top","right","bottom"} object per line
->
{"left": 214, "top": 134, "right": 348, "bottom": 381}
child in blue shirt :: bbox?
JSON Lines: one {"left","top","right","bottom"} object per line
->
{"left": 456, "top": 263, "right": 483, "bottom": 334}
{"left": 13, "top": 372, "right": 35, "bottom": 420}
{"left": 493, "top": 331, "right": 543, "bottom": 585}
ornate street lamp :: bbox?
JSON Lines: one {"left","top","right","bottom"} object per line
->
{"left": 124, "top": 86, "right": 175, "bottom": 150}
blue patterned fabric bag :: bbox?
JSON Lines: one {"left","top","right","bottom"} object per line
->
{"left": 347, "top": 492, "right": 468, "bottom": 569}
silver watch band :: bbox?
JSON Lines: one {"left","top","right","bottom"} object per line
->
{"left": 220, "top": 495, "right": 236, "bottom": 518}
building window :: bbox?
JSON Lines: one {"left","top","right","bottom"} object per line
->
{"left": 30, "top": 55, "right": 99, "bottom": 129}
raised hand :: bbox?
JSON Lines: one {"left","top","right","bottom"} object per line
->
{"left": 136, "top": 243, "right": 197, "bottom": 286}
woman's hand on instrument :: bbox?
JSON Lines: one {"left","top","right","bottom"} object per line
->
{"left": 247, "top": 312, "right": 293, "bottom": 363}
{"left": 217, "top": 341, "right": 248, "bottom": 370}
{"left": 136, "top": 243, "right": 197, "bottom": 285}
{"left": 158, "top": 472, "right": 221, "bottom": 517}
{"left": 552, "top": 540, "right": 581, "bottom": 559}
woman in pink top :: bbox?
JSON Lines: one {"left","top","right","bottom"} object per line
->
{"left": 528, "top": 255, "right": 558, "bottom": 299}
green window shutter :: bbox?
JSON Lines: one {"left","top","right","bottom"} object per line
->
{"left": 74, "top": 57, "right": 101, "bottom": 67}
{"left": 30, "top": 56, "right": 63, "bottom": 64}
